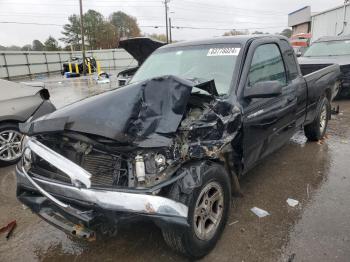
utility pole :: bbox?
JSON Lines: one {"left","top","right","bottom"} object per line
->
{"left": 164, "top": 0, "right": 170, "bottom": 43}
{"left": 79, "top": 0, "right": 86, "bottom": 75}
{"left": 169, "top": 17, "right": 172, "bottom": 43}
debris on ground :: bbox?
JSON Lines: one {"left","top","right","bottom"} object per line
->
{"left": 64, "top": 72, "right": 80, "bottom": 78}
{"left": 94, "top": 72, "right": 111, "bottom": 84}
{"left": 229, "top": 220, "right": 239, "bottom": 226}
{"left": 251, "top": 207, "right": 270, "bottom": 218}
{"left": 0, "top": 220, "right": 17, "bottom": 240}
{"left": 287, "top": 198, "right": 299, "bottom": 207}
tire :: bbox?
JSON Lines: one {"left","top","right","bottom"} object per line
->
{"left": 304, "top": 97, "right": 330, "bottom": 141}
{"left": 0, "top": 122, "right": 23, "bottom": 167}
{"left": 162, "top": 163, "right": 231, "bottom": 259}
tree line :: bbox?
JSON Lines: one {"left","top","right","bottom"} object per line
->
{"left": 0, "top": 10, "right": 142, "bottom": 51}
{"left": 0, "top": 8, "right": 293, "bottom": 51}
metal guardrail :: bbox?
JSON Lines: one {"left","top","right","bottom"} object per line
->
{"left": 0, "top": 49, "right": 137, "bottom": 80}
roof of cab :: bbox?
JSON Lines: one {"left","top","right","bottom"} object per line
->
{"left": 159, "top": 34, "right": 288, "bottom": 49}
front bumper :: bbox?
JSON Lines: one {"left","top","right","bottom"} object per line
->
{"left": 17, "top": 137, "right": 189, "bottom": 234}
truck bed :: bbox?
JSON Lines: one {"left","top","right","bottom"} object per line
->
{"left": 303, "top": 64, "right": 340, "bottom": 124}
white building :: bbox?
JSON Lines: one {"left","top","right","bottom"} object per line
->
{"left": 311, "top": 3, "right": 350, "bottom": 42}
{"left": 288, "top": 2, "right": 350, "bottom": 42}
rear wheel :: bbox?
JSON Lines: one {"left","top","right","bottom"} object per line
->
{"left": 0, "top": 123, "right": 23, "bottom": 167}
{"left": 304, "top": 97, "right": 330, "bottom": 141}
{"left": 162, "top": 163, "right": 231, "bottom": 259}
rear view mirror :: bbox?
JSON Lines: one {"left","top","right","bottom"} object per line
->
{"left": 244, "top": 81, "right": 282, "bottom": 99}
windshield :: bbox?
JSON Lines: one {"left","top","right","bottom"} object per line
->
{"left": 303, "top": 40, "right": 350, "bottom": 57}
{"left": 130, "top": 44, "right": 241, "bottom": 95}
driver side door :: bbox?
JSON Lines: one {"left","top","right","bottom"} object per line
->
{"left": 242, "top": 42, "right": 298, "bottom": 173}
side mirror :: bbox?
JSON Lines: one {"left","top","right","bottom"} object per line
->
{"left": 244, "top": 81, "right": 283, "bottom": 99}
{"left": 296, "top": 51, "right": 302, "bottom": 57}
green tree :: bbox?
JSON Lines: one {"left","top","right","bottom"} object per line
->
{"left": 84, "top": 9, "right": 105, "bottom": 49}
{"left": 280, "top": 28, "right": 292, "bottom": 38}
{"left": 97, "top": 22, "right": 118, "bottom": 49}
{"left": 60, "top": 14, "right": 81, "bottom": 50}
{"left": 60, "top": 10, "right": 141, "bottom": 50}
{"left": 44, "top": 36, "right": 60, "bottom": 51}
{"left": 32, "top": 40, "right": 44, "bottom": 51}
{"left": 109, "top": 11, "right": 141, "bottom": 40}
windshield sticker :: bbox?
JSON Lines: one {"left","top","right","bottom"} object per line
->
{"left": 207, "top": 47, "right": 240, "bottom": 56}
{"left": 176, "top": 50, "right": 183, "bottom": 55}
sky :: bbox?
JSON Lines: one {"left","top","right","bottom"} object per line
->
{"left": 0, "top": 0, "right": 346, "bottom": 47}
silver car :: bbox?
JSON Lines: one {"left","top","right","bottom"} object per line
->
{"left": 0, "top": 79, "right": 56, "bottom": 166}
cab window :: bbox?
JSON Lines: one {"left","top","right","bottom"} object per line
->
{"left": 247, "top": 44, "right": 287, "bottom": 88}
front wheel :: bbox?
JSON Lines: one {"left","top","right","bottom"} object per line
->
{"left": 304, "top": 97, "right": 330, "bottom": 141}
{"left": 162, "top": 163, "right": 231, "bottom": 259}
{"left": 0, "top": 122, "right": 23, "bottom": 167}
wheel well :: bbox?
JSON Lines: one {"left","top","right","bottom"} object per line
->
{"left": 0, "top": 120, "right": 21, "bottom": 126}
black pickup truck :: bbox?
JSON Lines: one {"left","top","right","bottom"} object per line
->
{"left": 16, "top": 35, "right": 339, "bottom": 259}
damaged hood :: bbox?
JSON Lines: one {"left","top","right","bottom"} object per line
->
{"left": 119, "top": 37, "right": 166, "bottom": 65}
{"left": 22, "top": 76, "right": 195, "bottom": 147}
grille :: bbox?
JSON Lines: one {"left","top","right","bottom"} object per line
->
{"left": 81, "top": 152, "right": 128, "bottom": 187}
{"left": 31, "top": 148, "right": 129, "bottom": 188}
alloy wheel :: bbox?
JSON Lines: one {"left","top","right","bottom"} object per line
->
{"left": 0, "top": 130, "right": 23, "bottom": 162}
{"left": 193, "top": 181, "right": 224, "bottom": 241}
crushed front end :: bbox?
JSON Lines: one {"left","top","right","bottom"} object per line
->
{"left": 16, "top": 134, "right": 189, "bottom": 237}
{"left": 16, "top": 75, "right": 242, "bottom": 239}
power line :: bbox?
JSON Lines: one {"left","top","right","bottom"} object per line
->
{"left": 0, "top": 1, "right": 162, "bottom": 7}
{"left": 0, "top": 21, "right": 285, "bottom": 31}
{"left": 0, "top": 0, "right": 286, "bottom": 16}
{"left": 0, "top": 12, "right": 286, "bottom": 24}
{"left": 0, "top": 21, "right": 63, "bottom": 26}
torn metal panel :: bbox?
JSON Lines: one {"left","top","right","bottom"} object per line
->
{"left": 22, "top": 76, "right": 194, "bottom": 147}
